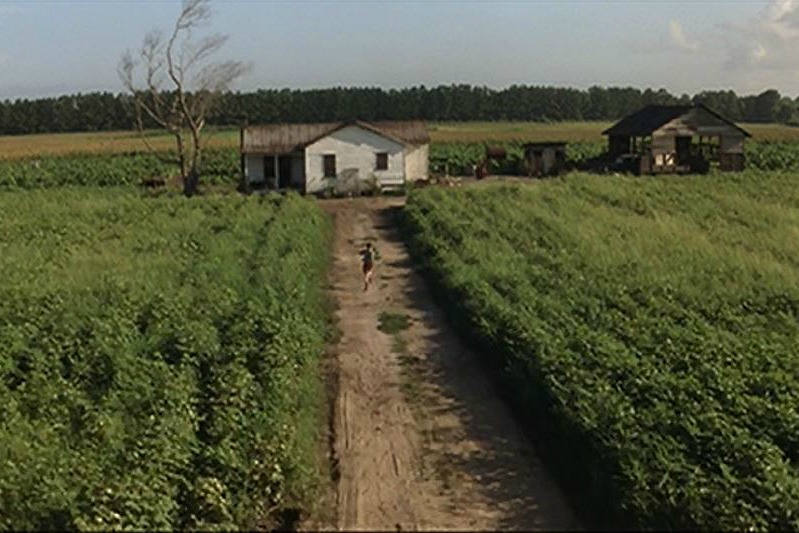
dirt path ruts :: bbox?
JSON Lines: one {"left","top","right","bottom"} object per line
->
{"left": 318, "top": 196, "right": 580, "bottom": 531}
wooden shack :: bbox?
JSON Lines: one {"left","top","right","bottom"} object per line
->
{"left": 602, "top": 104, "right": 751, "bottom": 174}
{"left": 522, "top": 142, "right": 567, "bottom": 177}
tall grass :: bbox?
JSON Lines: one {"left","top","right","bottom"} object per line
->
{"left": 401, "top": 173, "right": 799, "bottom": 530}
{"left": 0, "top": 189, "right": 332, "bottom": 529}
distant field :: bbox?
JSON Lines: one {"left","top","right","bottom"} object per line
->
{"left": 3, "top": 121, "right": 799, "bottom": 159}
{"left": 429, "top": 121, "right": 611, "bottom": 142}
{"left": 430, "top": 121, "right": 799, "bottom": 143}
{"left": 0, "top": 129, "right": 240, "bottom": 159}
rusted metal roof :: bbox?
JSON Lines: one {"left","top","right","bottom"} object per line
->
{"left": 602, "top": 104, "right": 751, "bottom": 138}
{"left": 242, "top": 120, "right": 430, "bottom": 154}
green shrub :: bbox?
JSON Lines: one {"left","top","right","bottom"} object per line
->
{"left": 0, "top": 148, "right": 240, "bottom": 189}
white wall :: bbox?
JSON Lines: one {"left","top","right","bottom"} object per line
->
{"left": 404, "top": 144, "right": 429, "bottom": 181}
{"left": 305, "top": 126, "right": 405, "bottom": 193}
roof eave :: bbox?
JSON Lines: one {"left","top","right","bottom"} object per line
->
{"left": 350, "top": 120, "right": 415, "bottom": 147}
{"left": 692, "top": 103, "right": 752, "bottom": 138}
{"left": 241, "top": 120, "right": 430, "bottom": 150}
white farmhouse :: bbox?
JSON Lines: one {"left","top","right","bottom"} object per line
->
{"left": 240, "top": 120, "right": 429, "bottom": 194}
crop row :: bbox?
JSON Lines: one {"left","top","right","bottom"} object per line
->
{"left": 0, "top": 148, "right": 239, "bottom": 189}
{"left": 400, "top": 176, "right": 799, "bottom": 531}
{"left": 1, "top": 140, "right": 798, "bottom": 189}
{"left": 0, "top": 142, "right": 600, "bottom": 188}
{"left": 0, "top": 190, "right": 331, "bottom": 530}
{"left": 428, "top": 140, "right": 799, "bottom": 175}
{"left": 428, "top": 141, "right": 604, "bottom": 175}
{"left": 745, "top": 141, "right": 799, "bottom": 171}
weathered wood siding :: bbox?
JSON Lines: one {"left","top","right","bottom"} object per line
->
{"left": 657, "top": 107, "right": 744, "bottom": 138}
{"left": 651, "top": 134, "right": 675, "bottom": 154}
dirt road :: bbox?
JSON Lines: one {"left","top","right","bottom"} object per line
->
{"left": 317, "top": 196, "right": 580, "bottom": 531}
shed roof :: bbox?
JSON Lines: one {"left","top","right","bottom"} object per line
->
{"left": 242, "top": 120, "right": 430, "bottom": 154}
{"left": 602, "top": 104, "right": 751, "bottom": 138}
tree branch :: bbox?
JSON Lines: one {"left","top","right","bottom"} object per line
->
{"left": 118, "top": 0, "right": 248, "bottom": 195}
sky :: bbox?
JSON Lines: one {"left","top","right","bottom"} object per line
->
{"left": 1, "top": 0, "right": 798, "bottom": 100}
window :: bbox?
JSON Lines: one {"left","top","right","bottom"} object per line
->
{"left": 375, "top": 152, "right": 388, "bottom": 171}
{"left": 323, "top": 154, "right": 336, "bottom": 178}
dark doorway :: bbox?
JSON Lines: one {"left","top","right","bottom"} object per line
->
{"left": 278, "top": 155, "right": 292, "bottom": 189}
{"left": 554, "top": 150, "right": 565, "bottom": 174}
{"left": 529, "top": 150, "right": 542, "bottom": 176}
{"left": 675, "top": 136, "right": 691, "bottom": 166}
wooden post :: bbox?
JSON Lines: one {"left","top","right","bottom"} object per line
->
{"left": 239, "top": 124, "right": 247, "bottom": 192}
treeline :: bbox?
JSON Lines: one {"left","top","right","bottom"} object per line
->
{"left": 1, "top": 85, "right": 798, "bottom": 135}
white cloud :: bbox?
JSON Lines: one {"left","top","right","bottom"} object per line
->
{"left": 669, "top": 20, "right": 700, "bottom": 52}
{"left": 625, "top": 19, "right": 702, "bottom": 55}
{"left": 750, "top": 43, "right": 767, "bottom": 63}
{"left": 724, "top": 0, "right": 799, "bottom": 70}
{"left": 0, "top": 52, "right": 7, "bottom": 66}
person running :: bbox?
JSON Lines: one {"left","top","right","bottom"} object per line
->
{"left": 359, "top": 242, "right": 379, "bottom": 291}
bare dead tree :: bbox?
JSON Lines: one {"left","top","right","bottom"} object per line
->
{"left": 118, "top": 0, "right": 249, "bottom": 196}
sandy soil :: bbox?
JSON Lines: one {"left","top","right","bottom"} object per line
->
{"left": 312, "top": 196, "right": 581, "bottom": 531}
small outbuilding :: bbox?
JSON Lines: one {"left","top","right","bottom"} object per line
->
{"left": 240, "top": 120, "right": 429, "bottom": 194}
{"left": 522, "top": 142, "right": 567, "bottom": 177}
{"left": 602, "top": 104, "right": 751, "bottom": 174}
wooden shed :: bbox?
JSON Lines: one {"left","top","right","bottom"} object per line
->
{"left": 522, "top": 142, "right": 567, "bottom": 177}
{"left": 602, "top": 104, "right": 751, "bottom": 174}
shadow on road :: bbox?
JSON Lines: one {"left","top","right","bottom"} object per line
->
{"left": 373, "top": 203, "right": 585, "bottom": 532}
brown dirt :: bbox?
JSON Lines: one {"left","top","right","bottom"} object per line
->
{"left": 308, "top": 195, "right": 581, "bottom": 531}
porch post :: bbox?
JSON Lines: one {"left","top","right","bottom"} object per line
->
{"left": 274, "top": 156, "right": 279, "bottom": 189}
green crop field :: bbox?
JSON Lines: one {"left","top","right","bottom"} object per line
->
{"left": 401, "top": 174, "right": 799, "bottom": 530}
{"left": 0, "top": 129, "right": 240, "bottom": 160}
{"left": 2, "top": 119, "right": 799, "bottom": 530}
{"left": 4, "top": 139, "right": 799, "bottom": 191}
{"left": 0, "top": 148, "right": 240, "bottom": 189}
{"left": 0, "top": 189, "right": 331, "bottom": 530}
{"left": 2, "top": 121, "right": 799, "bottom": 192}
